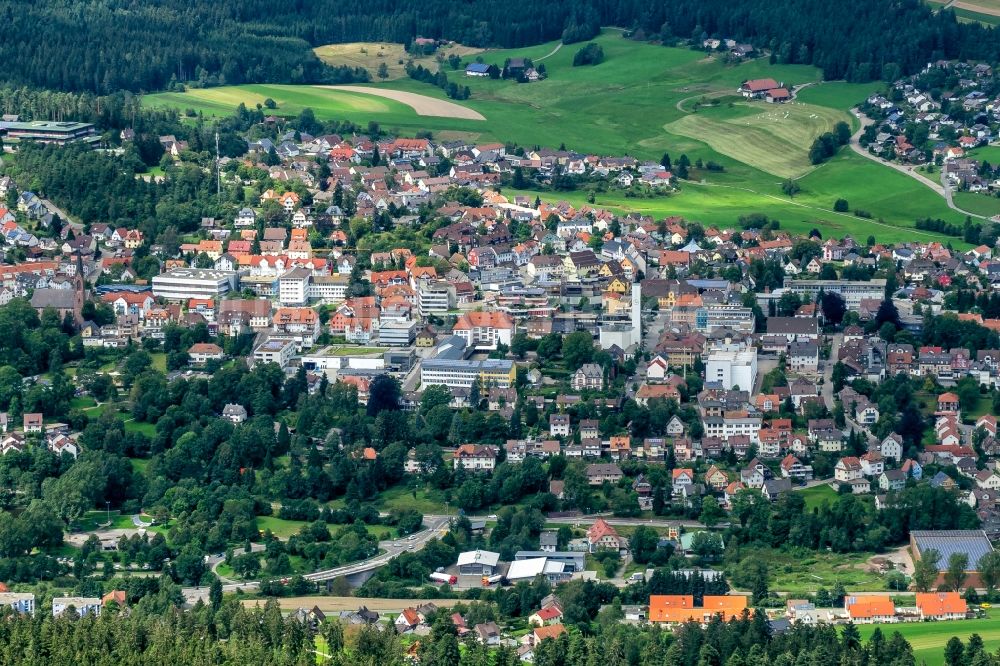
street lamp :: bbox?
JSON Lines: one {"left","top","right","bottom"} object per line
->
{"left": 105, "top": 501, "right": 111, "bottom": 527}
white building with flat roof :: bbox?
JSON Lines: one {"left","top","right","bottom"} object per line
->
{"left": 253, "top": 338, "right": 296, "bottom": 369}
{"left": 52, "top": 596, "right": 101, "bottom": 618}
{"left": 0, "top": 593, "right": 34, "bottom": 615}
{"left": 705, "top": 347, "right": 757, "bottom": 391}
{"left": 782, "top": 278, "right": 887, "bottom": 307}
{"left": 418, "top": 282, "right": 455, "bottom": 316}
{"left": 152, "top": 268, "right": 238, "bottom": 301}
{"left": 277, "top": 267, "right": 311, "bottom": 306}
{"left": 379, "top": 319, "right": 416, "bottom": 346}
{"left": 421, "top": 358, "right": 515, "bottom": 389}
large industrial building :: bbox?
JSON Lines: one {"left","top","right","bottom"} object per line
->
{"left": 910, "top": 530, "right": 995, "bottom": 589}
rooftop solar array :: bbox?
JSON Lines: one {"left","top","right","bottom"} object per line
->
{"left": 911, "top": 530, "right": 995, "bottom": 571}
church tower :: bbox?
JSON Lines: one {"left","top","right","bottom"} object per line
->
{"left": 72, "top": 251, "right": 86, "bottom": 325}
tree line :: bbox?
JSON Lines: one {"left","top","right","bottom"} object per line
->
{"left": 3, "top": 0, "right": 1000, "bottom": 94}
{"left": 0, "top": 593, "right": 947, "bottom": 666}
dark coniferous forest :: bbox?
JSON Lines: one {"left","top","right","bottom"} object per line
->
{"left": 0, "top": 0, "right": 998, "bottom": 93}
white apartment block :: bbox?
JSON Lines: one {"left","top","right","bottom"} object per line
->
{"left": 152, "top": 268, "right": 237, "bottom": 301}
{"left": 253, "top": 338, "right": 296, "bottom": 369}
{"left": 0, "top": 593, "right": 34, "bottom": 615}
{"left": 418, "top": 283, "right": 455, "bottom": 316}
{"left": 703, "top": 414, "right": 762, "bottom": 443}
{"left": 52, "top": 596, "right": 101, "bottom": 618}
{"left": 705, "top": 347, "right": 757, "bottom": 391}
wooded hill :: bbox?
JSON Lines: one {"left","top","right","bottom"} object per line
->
{"left": 2, "top": 0, "right": 1000, "bottom": 94}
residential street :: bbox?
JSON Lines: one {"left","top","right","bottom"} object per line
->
{"left": 819, "top": 333, "right": 842, "bottom": 411}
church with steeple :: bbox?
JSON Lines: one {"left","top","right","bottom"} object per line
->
{"left": 28, "top": 252, "right": 87, "bottom": 326}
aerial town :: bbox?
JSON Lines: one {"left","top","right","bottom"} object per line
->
{"left": 5, "top": 14, "right": 1000, "bottom": 663}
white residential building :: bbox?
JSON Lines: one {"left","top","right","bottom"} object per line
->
{"left": 52, "top": 596, "right": 101, "bottom": 618}
{"left": 451, "top": 311, "right": 515, "bottom": 350}
{"left": 453, "top": 444, "right": 498, "bottom": 472}
{"left": 0, "top": 593, "right": 34, "bottom": 615}
{"left": 253, "top": 338, "right": 296, "bottom": 369}
{"left": 418, "top": 282, "right": 455, "bottom": 316}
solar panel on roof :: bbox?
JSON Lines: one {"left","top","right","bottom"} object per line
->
{"left": 912, "top": 530, "right": 994, "bottom": 570}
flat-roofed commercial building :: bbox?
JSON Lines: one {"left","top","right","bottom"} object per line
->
{"left": 421, "top": 358, "right": 515, "bottom": 389}
{"left": 379, "top": 319, "right": 416, "bottom": 346}
{"left": 695, "top": 305, "right": 756, "bottom": 334}
{"left": 152, "top": 268, "right": 238, "bottom": 301}
{"left": 0, "top": 121, "right": 99, "bottom": 147}
{"left": 705, "top": 347, "right": 757, "bottom": 391}
{"left": 782, "top": 279, "right": 887, "bottom": 307}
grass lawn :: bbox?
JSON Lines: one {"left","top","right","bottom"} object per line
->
{"left": 314, "top": 635, "right": 329, "bottom": 663}
{"left": 797, "top": 484, "right": 839, "bottom": 511}
{"left": 71, "top": 510, "right": 138, "bottom": 532}
{"left": 956, "top": 0, "right": 1000, "bottom": 11}
{"left": 124, "top": 419, "right": 157, "bottom": 437}
{"left": 129, "top": 458, "right": 151, "bottom": 476}
{"left": 510, "top": 151, "right": 969, "bottom": 244}
{"left": 148, "top": 84, "right": 426, "bottom": 127}
{"left": 69, "top": 396, "right": 97, "bottom": 410}
{"left": 145, "top": 30, "right": 970, "bottom": 245}
{"left": 965, "top": 395, "right": 994, "bottom": 421}
{"left": 149, "top": 352, "right": 167, "bottom": 373}
{"left": 43, "top": 542, "right": 81, "bottom": 558}
{"left": 953, "top": 191, "right": 1000, "bottom": 217}
{"left": 256, "top": 516, "right": 311, "bottom": 539}
{"left": 740, "top": 549, "right": 883, "bottom": 595}
{"left": 914, "top": 165, "right": 943, "bottom": 186}
{"left": 326, "top": 346, "right": 389, "bottom": 356}
{"left": 857, "top": 614, "right": 1000, "bottom": 666}
{"left": 794, "top": 82, "right": 883, "bottom": 115}
{"left": 969, "top": 146, "right": 1000, "bottom": 163}
{"left": 955, "top": 7, "right": 1000, "bottom": 24}
{"left": 371, "top": 485, "right": 452, "bottom": 515}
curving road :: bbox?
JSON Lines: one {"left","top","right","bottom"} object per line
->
{"left": 849, "top": 109, "right": 989, "bottom": 220}
{"left": 535, "top": 42, "right": 563, "bottom": 62}
{"left": 182, "top": 515, "right": 451, "bottom": 603}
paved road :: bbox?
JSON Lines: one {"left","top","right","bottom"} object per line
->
{"left": 41, "top": 198, "right": 74, "bottom": 224}
{"left": 793, "top": 477, "right": 834, "bottom": 491}
{"left": 182, "top": 515, "right": 451, "bottom": 603}
{"left": 469, "top": 514, "right": 711, "bottom": 530}
{"left": 820, "top": 333, "right": 843, "bottom": 411}
{"left": 845, "top": 415, "right": 879, "bottom": 447}
{"left": 131, "top": 514, "right": 152, "bottom": 528}
{"left": 849, "top": 109, "right": 988, "bottom": 220}
{"left": 208, "top": 543, "right": 266, "bottom": 583}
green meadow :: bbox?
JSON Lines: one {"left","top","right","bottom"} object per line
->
{"left": 858, "top": 615, "right": 1000, "bottom": 666}
{"left": 145, "top": 30, "right": 968, "bottom": 243}
{"left": 955, "top": 7, "right": 1000, "bottom": 25}
{"left": 953, "top": 191, "right": 1000, "bottom": 218}
{"left": 797, "top": 484, "right": 839, "bottom": 511}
